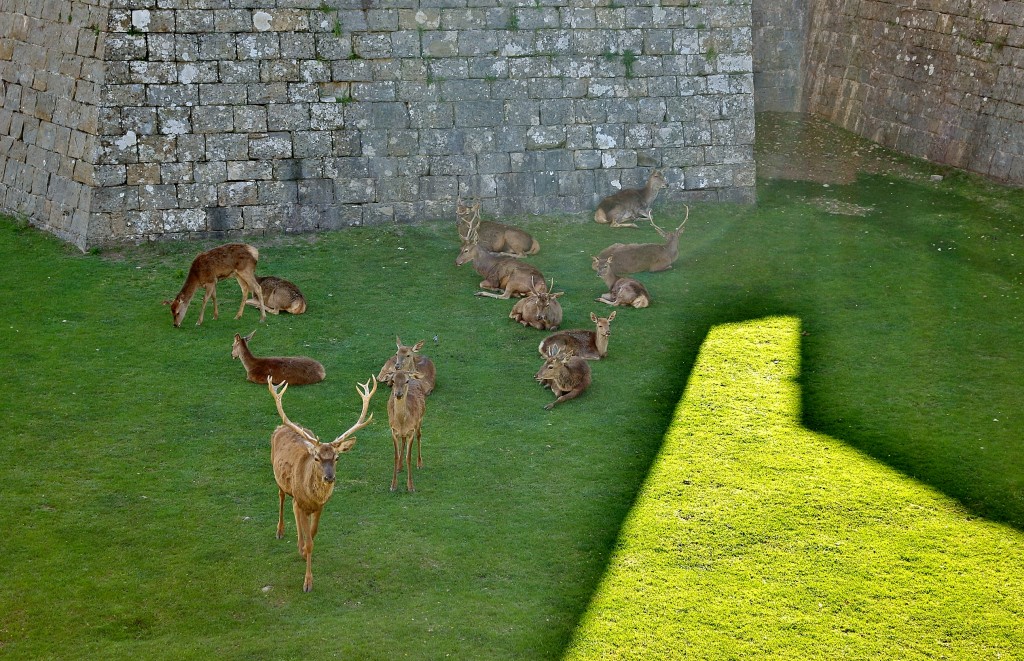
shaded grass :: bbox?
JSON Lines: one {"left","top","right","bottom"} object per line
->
{"left": 566, "top": 316, "right": 1024, "bottom": 659}
{"left": 1, "top": 149, "right": 1023, "bottom": 658}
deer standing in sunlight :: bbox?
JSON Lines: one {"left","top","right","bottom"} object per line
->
{"left": 267, "top": 376, "right": 376, "bottom": 592}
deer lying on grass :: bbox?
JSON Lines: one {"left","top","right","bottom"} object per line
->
{"left": 536, "top": 346, "right": 592, "bottom": 409}
{"left": 246, "top": 275, "right": 307, "bottom": 315}
{"left": 456, "top": 198, "right": 540, "bottom": 257}
{"left": 232, "top": 330, "right": 325, "bottom": 385}
{"left": 594, "top": 169, "right": 667, "bottom": 228}
{"left": 387, "top": 368, "right": 428, "bottom": 492}
{"left": 163, "top": 243, "right": 265, "bottom": 327}
{"left": 376, "top": 336, "right": 436, "bottom": 396}
{"left": 456, "top": 218, "right": 546, "bottom": 299}
{"left": 538, "top": 311, "right": 617, "bottom": 361}
{"left": 510, "top": 277, "right": 564, "bottom": 330}
{"left": 594, "top": 207, "right": 689, "bottom": 274}
{"left": 592, "top": 255, "right": 651, "bottom": 308}
{"left": 267, "top": 375, "right": 376, "bottom": 592}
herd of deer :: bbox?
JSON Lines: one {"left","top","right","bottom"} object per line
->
{"left": 163, "top": 168, "right": 684, "bottom": 591}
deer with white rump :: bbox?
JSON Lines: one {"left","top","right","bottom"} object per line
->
{"left": 267, "top": 375, "right": 376, "bottom": 592}
{"left": 538, "top": 311, "right": 617, "bottom": 361}
{"left": 456, "top": 198, "right": 540, "bottom": 257}
{"left": 456, "top": 216, "right": 547, "bottom": 299}
{"left": 592, "top": 255, "right": 651, "bottom": 308}
{"left": 376, "top": 336, "right": 436, "bottom": 396}
{"left": 594, "top": 207, "right": 689, "bottom": 274}
{"left": 164, "top": 243, "right": 265, "bottom": 327}
{"left": 246, "top": 275, "right": 307, "bottom": 315}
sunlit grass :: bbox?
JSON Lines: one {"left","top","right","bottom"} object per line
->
{"left": 565, "top": 316, "right": 1024, "bottom": 659}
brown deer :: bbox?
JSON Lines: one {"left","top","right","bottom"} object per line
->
{"left": 232, "top": 330, "right": 326, "bottom": 385}
{"left": 456, "top": 218, "right": 546, "bottom": 299}
{"left": 267, "top": 375, "right": 376, "bottom": 592}
{"left": 387, "top": 368, "right": 428, "bottom": 492}
{"left": 592, "top": 255, "right": 651, "bottom": 308}
{"left": 594, "top": 169, "right": 668, "bottom": 227}
{"left": 538, "top": 311, "right": 617, "bottom": 361}
{"left": 535, "top": 346, "right": 592, "bottom": 409}
{"left": 456, "top": 198, "right": 540, "bottom": 257}
{"left": 163, "top": 243, "right": 265, "bottom": 327}
{"left": 594, "top": 207, "right": 689, "bottom": 274}
{"left": 246, "top": 275, "right": 307, "bottom": 315}
{"left": 509, "top": 277, "right": 564, "bottom": 330}
{"left": 376, "top": 336, "right": 436, "bottom": 396}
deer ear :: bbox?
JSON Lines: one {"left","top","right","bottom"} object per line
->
{"left": 413, "top": 340, "right": 425, "bottom": 351}
{"left": 590, "top": 312, "right": 598, "bottom": 322}
{"left": 333, "top": 436, "right": 357, "bottom": 453}
{"left": 608, "top": 311, "right": 617, "bottom": 321}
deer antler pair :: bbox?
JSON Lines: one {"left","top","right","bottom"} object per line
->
{"left": 650, "top": 204, "right": 688, "bottom": 237}
{"left": 267, "top": 376, "right": 377, "bottom": 448}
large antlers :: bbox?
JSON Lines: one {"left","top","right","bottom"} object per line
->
{"left": 650, "top": 205, "right": 689, "bottom": 238}
{"left": 267, "top": 375, "right": 377, "bottom": 447}
{"left": 331, "top": 377, "right": 377, "bottom": 446}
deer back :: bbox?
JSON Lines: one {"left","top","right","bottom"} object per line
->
{"left": 257, "top": 276, "right": 307, "bottom": 314}
{"left": 233, "top": 333, "right": 325, "bottom": 385}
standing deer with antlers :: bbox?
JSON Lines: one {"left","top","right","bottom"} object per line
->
{"left": 593, "top": 207, "right": 689, "bottom": 274}
{"left": 267, "top": 375, "right": 376, "bottom": 592}
{"left": 164, "top": 243, "right": 265, "bottom": 327}
{"left": 456, "top": 216, "right": 547, "bottom": 299}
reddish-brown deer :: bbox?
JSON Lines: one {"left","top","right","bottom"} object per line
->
{"left": 510, "top": 276, "right": 564, "bottom": 330}
{"left": 246, "top": 275, "right": 307, "bottom": 315}
{"left": 456, "top": 198, "right": 540, "bottom": 257}
{"left": 163, "top": 243, "right": 265, "bottom": 327}
{"left": 232, "top": 330, "right": 326, "bottom": 385}
{"left": 538, "top": 311, "right": 617, "bottom": 361}
{"left": 387, "top": 368, "right": 428, "bottom": 492}
{"left": 376, "top": 336, "right": 436, "bottom": 396}
{"left": 456, "top": 217, "right": 546, "bottom": 299}
{"left": 592, "top": 255, "right": 651, "bottom": 308}
{"left": 594, "top": 169, "right": 667, "bottom": 228}
{"left": 593, "top": 207, "right": 689, "bottom": 274}
{"left": 535, "top": 346, "right": 592, "bottom": 409}
{"left": 267, "top": 375, "right": 376, "bottom": 592}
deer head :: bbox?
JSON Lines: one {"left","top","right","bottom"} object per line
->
{"left": 393, "top": 336, "right": 426, "bottom": 372}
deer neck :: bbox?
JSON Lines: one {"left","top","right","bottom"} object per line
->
{"left": 303, "top": 459, "right": 335, "bottom": 506}
{"left": 598, "top": 267, "right": 617, "bottom": 289}
{"left": 471, "top": 246, "right": 501, "bottom": 278}
{"left": 642, "top": 181, "right": 662, "bottom": 206}
{"left": 236, "top": 340, "right": 258, "bottom": 371}
{"left": 594, "top": 329, "right": 609, "bottom": 356}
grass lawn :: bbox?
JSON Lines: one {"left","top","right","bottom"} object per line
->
{"left": 1, "top": 122, "right": 1023, "bottom": 658}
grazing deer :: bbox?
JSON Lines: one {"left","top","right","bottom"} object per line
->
{"left": 387, "top": 368, "right": 428, "bottom": 492}
{"left": 376, "top": 336, "right": 436, "bottom": 396}
{"left": 592, "top": 255, "right": 651, "bottom": 308}
{"left": 246, "top": 275, "right": 307, "bottom": 315}
{"left": 510, "top": 277, "right": 564, "bottom": 330}
{"left": 232, "top": 330, "right": 325, "bottom": 385}
{"left": 538, "top": 311, "right": 617, "bottom": 361}
{"left": 267, "top": 375, "right": 376, "bottom": 592}
{"left": 456, "top": 218, "right": 546, "bottom": 299}
{"left": 456, "top": 198, "right": 540, "bottom": 257}
{"left": 594, "top": 207, "right": 688, "bottom": 274}
{"left": 163, "top": 243, "right": 265, "bottom": 327}
{"left": 594, "top": 169, "right": 667, "bottom": 228}
{"left": 536, "top": 346, "right": 592, "bottom": 409}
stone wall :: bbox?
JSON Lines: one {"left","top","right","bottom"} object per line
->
{"left": 0, "top": 0, "right": 757, "bottom": 249}
{"left": 751, "top": 0, "right": 807, "bottom": 112}
{"left": 803, "top": 0, "right": 1024, "bottom": 185}
{"left": 0, "top": 0, "right": 107, "bottom": 249}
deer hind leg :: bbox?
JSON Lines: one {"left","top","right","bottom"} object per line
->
{"left": 276, "top": 489, "right": 286, "bottom": 539}
{"left": 236, "top": 271, "right": 265, "bottom": 322}
{"left": 415, "top": 426, "right": 423, "bottom": 469}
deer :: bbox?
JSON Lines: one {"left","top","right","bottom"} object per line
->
{"left": 232, "top": 330, "right": 326, "bottom": 385}
{"left": 376, "top": 336, "right": 436, "bottom": 396}
{"left": 456, "top": 217, "right": 547, "bottom": 299}
{"left": 387, "top": 367, "right": 428, "bottom": 493}
{"left": 594, "top": 169, "right": 668, "bottom": 228}
{"left": 538, "top": 311, "right": 616, "bottom": 361}
{"left": 593, "top": 207, "right": 689, "bottom": 274}
{"left": 267, "top": 375, "right": 376, "bottom": 592}
{"left": 535, "top": 345, "right": 592, "bottom": 409}
{"left": 509, "top": 276, "right": 564, "bottom": 330}
{"left": 163, "top": 243, "right": 265, "bottom": 327}
{"left": 456, "top": 198, "right": 540, "bottom": 257}
{"left": 592, "top": 255, "right": 651, "bottom": 308}
{"left": 245, "top": 275, "right": 307, "bottom": 315}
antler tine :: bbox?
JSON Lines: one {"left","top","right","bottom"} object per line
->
{"left": 332, "top": 376, "right": 378, "bottom": 444}
{"left": 677, "top": 204, "right": 690, "bottom": 232}
{"left": 649, "top": 214, "right": 666, "bottom": 237}
{"left": 267, "top": 376, "right": 319, "bottom": 443}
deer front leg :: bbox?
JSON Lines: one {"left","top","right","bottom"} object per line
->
{"left": 276, "top": 489, "right": 286, "bottom": 539}
{"left": 415, "top": 426, "right": 423, "bottom": 470}
{"left": 197, "top": 285, "right": 215, "bottom": 325}
{"left": 546, "top": 385, "right": 585, "bottom": 409}
{"left": 292, "top": 500, "right": 307, "bottom": 557}
{"left": 390, "top": 430, "right": 402, "bottom": 492}
{"left": 405, "top": 437, "right": 415, "bottom": 493}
